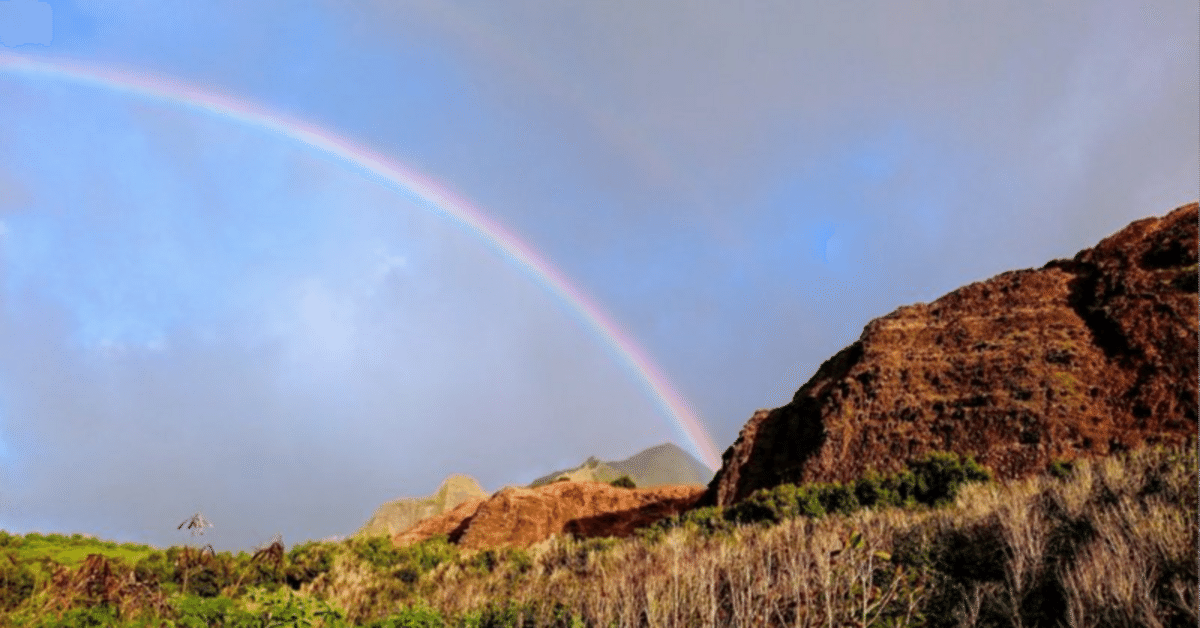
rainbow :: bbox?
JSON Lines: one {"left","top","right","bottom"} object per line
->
{"left": 0, "top": 53, "right": 722, "bottom": 471}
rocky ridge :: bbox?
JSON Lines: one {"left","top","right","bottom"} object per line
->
{"left": 704, "top": 202, "right": 1199, "bottom": 507}
{"left": 355, "top": 474, "right": 487, "bottom": 538}
{"left": 393, "top": 481, "right": 705, "bottom": 550}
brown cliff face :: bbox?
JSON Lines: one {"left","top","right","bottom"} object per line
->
{"left": 704, "top": 202, "right": 1199, "bottom": 507}
{"left": 392, "top": 482, "right": 704, "bottom": 549}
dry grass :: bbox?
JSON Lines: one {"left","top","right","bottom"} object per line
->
{"left": 11, "top": 443, "right": 1193, "bottom": 627}
{"left": 371, "top": 443, "right": 1193, "bottom": 628}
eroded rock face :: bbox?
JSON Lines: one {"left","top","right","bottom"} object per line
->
{"left": 392, "top": 482, "right": 705, "bottom": 549}
{"left": 704, "top": 202, "right": 1198, "bottom": 507}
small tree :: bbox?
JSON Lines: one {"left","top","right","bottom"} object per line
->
{"left": 609, "top": 475, "right": 637, "bottom": 489}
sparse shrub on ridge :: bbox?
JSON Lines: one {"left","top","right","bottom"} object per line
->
{"left": 609, "top": 475, "right": 636, "bottom": 489}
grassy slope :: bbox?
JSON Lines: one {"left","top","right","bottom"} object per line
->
{"left": 2, "top": 442, "right": 1194, "bottom": 627}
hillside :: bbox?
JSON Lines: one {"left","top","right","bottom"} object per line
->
{"left": 392, "top": 481, "right": 705, "bottom": 549}
{"left": 354, "top": 474, "right": 487, "bottom": 538}
{"left": 704, "top": 201, "right": 1199, "bottom": 506}
{"left": 529, "top": 442, "right": 711, "bottom": 488}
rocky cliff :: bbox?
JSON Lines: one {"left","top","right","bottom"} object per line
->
{"left": 704, "top": 202, "right": 1198, "bottom": 507}
{"left": 355, "top": 474, "right": 487, "bottom": 538}
{"left": 393, "top": 481, "right": 705, "bottom": 549}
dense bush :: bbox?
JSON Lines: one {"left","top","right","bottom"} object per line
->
{"left": 905, "top": 451, "right": 992, "bottom": 506}
{"left": 284, "top": 541, "right": 336, "bottom": 589}
{"left": 364, "top": 601, "right": 446, "bottom": 628}
{"left": 133, "top": 551, "right": 172, "bottom": 586}
{"left": 608, "top": 475, "right": 636, "bottom": 489}
{"left": 30, "top": 605, "right": 121, "bottom": 628}
{"left": 718, "top": 450, "right": 992, "bottom": 527}
{"left": 0, "top": 550, "right": 36, "bottom": 612}
{"left": 349, "top": 536, "right": 402, "bottom": 570}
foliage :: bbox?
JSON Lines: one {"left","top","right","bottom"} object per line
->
{"left": 461, "top": 599, "right": 539, "bottom": 628}
{"left": 283, "top": 541, "right": 337, "bottom": 590}
{"left": 1048, "top": 458, "right": 1076, "bottom": 480}
{"left": 169, "top": 594, "right": 241, "bottom": 627}
{"left": 362, "top": 601, "right": 446, "bottom": 628}
{"left": 347, "top": 536, "right": 404, "bottom": 571}
{"left": 904, "top": 451, "right": 992, "bottom": 506}
{"left": 240, "top": 586, "right": 346, "bottom": 628}
{"left": 608, "top": 475, "right": 636, "bottom": 489}
{"left": 0, "top": 550, "right": 37, "bottom": 611}
{"left": 30, "top": 604, "right": 120, "bottom": 628}
{"left": 680, "top": 450, "right": 992, "bottom": 530}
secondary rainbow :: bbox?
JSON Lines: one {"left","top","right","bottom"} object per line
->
{"left": 0, "top": 53, "right": 723, "bottom": 471}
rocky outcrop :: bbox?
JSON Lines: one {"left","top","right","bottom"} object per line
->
{"left": 356, "top": 475, "right": 487, "bottom": 538}
{"left": 393, "top": 481, "right": 705, "bottom": 549}
{"left": 704, "top": 202, "right": 1199, "bottom": 507}
{"left": 528, "top": 442, "right": 712, "bottom": 488}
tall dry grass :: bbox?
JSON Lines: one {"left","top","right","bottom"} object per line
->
{"left": 340, "top": 443, "right": 1190, "bottom": 628}
{"left": 24, "top": 443, "right": 1185, "bottom": 627}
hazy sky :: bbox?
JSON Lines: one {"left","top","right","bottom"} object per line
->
{"left": 0, "top": 1, "right": 1195, "bottom": 552}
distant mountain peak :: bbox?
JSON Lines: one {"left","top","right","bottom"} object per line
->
{"left": 529, "top": 442, "right": 713, "bottom": 488}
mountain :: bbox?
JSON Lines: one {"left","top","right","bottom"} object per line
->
{"left": 704, "top": 202, "right": 1199, "bottom": 507}
{"left": 355, "top": 474, "right": 487, "bottom": 538}
{"left": 528, "top": 442, "right": 712, "bottom": 488}
{"left": 393, "top": 481, "right": 705, "bottom": 549}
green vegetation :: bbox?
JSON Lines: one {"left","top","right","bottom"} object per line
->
{"left": 651, "top": 450, "right": 993, "bottom": 535}
{"left": 608, "top": 475, "right": 637, "bottom": 489}
{"left": 0, "top": 444, "right": 1192, "bottom": 627}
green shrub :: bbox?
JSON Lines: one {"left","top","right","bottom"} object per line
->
{"left": 397, "top": 535, "right": 457, "bottom": 573}
{"left": 0, "top": 550, "right": 36, "bottom": 611}
{"left": 468, "top": 599, "right": 538, "bottom": 628}
{"left": 239, "top": 587, "right": 347, "bottom": 628}
{"left": 285, "top": 541, "right": 336, "bottom": 589}
{"left": 349, "top": 536, "right": 402, "bottom": 570}
{"left": 853, "top": 470, "right": 901, "bottom": 508}
{"left": 1048, "top": 459, "right": 1076, "bottom": 480}
{"left": 906, "top": 451, "right": 992, "bottom": 506}
{"left": 170, "top": 594, "right": 237, "bottom": 628}
{"left": 814, "top": 482, "right": 860, "bottom": 515}
{"left": 33, "top": 605, "right": 120, "bottom": 628}
{"left": 366, "top": 601, "right": 446, "bottom": 627}
{"left": 609, "top": 475, "right": 637, "bottom": 489}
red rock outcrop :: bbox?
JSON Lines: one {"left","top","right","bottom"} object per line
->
{"left": 704, "top": 202, "right": 1199, "bottom": 507}
{"left": 392, "top": 482, "right": 705, "bottom": 549}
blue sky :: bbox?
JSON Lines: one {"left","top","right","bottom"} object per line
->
{"left": 0, "top": 0, "right": 1195, "bottom": 552}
